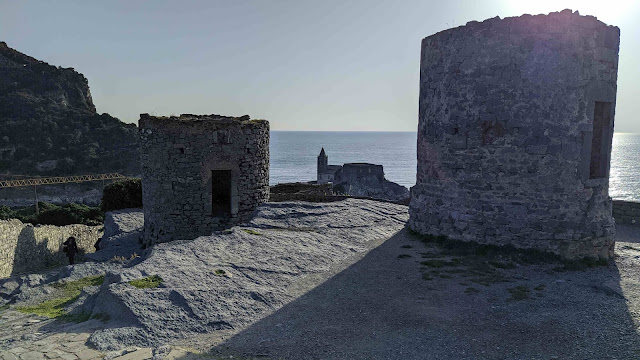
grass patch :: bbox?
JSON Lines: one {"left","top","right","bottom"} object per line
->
{"left": 469, "top": 274, "right": 510, "bottom": 287}
{"left": 475, "top": 277, "right": 510, "bottom": 286}
{"left": 534, "top": 284, "right": 546, "bottom": 291}
{"left": 214, "top": 269, "right": 227, "bottom": 276}
{"left": 408, "top": 229, "right": 561, "bottom": 263}
{"left": 422, "top": 273, "right": 433, "bottom": 281}
{"left": 0, "top": 304, "right": 9, "bottom": 312}
{"left": 408, "top": 228, "right": 609, "bottom": 289}
{"left": 272, "top": 226, "right": 319, "bottom": 232}
{"left": 16, "top": 275, "right": 104, "bottom": 319}
{"left": 507, "top": 285, "right": 531, "bottom": 301}
{"left": 128, "top": 275, "right": 163, "bottom": 289}
{"left": 242, "top": 229, "right": 263, "bottom": 236}
{"left": 92, "top": 312, "right": 111, "bottom": 323}
{"left": 61, "top": 312, "right": 92, "bottom": 323}
{"left": 17, "top": 298, "right": 77, "bottom": 318}
{"left": 442, "top": 268, "right": 469, "bottom": 274}
{"left": 488, "top": 260, "right": 516, "bottom": 269}
{"left": 397, "top": 254, "right": 412, "bottom": 259}
{"left": 407, "top": 228, "right": 610, "bottom": 270}
{"left": 420, "top": 259, "right": 461, "bottom": 268}
{"left": 420, "top": 252, "right": 440, "bottom": 258}
{"left": 465, "top": 287, "right": 480, "bottom": 294}
{"left": 554, "top": 258, "right": 609, "bottom": 272}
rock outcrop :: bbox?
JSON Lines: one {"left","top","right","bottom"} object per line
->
{"left": 0, "top": 41, "right": 139, "bottom": 176}
{"left": 332, "top": 163, "right": 410, "bottom": 202}
{"left": 0, "top": 199, "right": 409, "bottom": 350}
{"left": 85, "top": 208, "right": 144, "bottom": 262}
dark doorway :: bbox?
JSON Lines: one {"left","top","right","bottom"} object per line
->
{"left": 590, "top": 102, "right": 612, "bottom": 179}
{"left": 212, "top": 170, "right": 232, "bottom": 217}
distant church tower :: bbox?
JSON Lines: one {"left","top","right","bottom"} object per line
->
{"left": 317, "top": 147, "right": 328, "bottom": 182}
{"left": 317, "top": 147, "right": 328, "bottom": 173}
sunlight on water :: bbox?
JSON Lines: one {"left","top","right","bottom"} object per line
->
{"left": 270, "top": 132, "right": 639, "bottom": 201}
{"left": 610, "top": 133, "right": 640, "bottom": 201}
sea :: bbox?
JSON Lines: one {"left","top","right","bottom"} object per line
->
{"left": 270, "top": 132, "right": 640, "bottom": 202}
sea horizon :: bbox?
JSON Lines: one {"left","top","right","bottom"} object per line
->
{"left": 270, "top": 131, "right": 640, "bottom": 202}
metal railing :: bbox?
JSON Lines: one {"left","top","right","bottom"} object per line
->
{"left": 0, "top": 173, "right": 126, "bottom": 188}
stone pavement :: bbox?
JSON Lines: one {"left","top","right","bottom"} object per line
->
{"left": 0, "top": 309, "right": 200, "bottom": 360}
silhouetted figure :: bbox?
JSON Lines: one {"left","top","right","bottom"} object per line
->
{"left": 62, "top": 236, "right": 78, "bottom": 265}
{"left": 94, "top": 237, "right": 102, "bottom": 252}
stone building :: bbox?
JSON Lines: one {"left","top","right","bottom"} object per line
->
{"left": 409, "top": 10, "right": 619, "bottom": 259}
{"left": 317, "top": 148, "right": 342, "bottom": 184}
{"left": 140, "top": 114, "right": 269, "bottom": 245}
{"left": 317, "top": 148, "right": 384, "bottom": 184}
{"left": 317, "top": 148, "right": 409, "bottom": 201}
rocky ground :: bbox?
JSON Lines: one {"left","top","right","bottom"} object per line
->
{"left": 0, "top": 199, "right": 639, "bottom": 359}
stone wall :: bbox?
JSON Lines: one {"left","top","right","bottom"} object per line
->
{"left": 409, "top": 10, "right": 620, "bottom": 260}
{"left": 613, "top": 201, "right": 640, "bottom": 226}
{"left": 336, "top": 163, "right": 385, "bottom": 183}
{"left": 270, "top": 183, "right": 334, "bottom": 202}
{"left": 0, "top": 219, "right": 101, "bottom": 278}
{"left": 140, "top": 114, "right": 269, "bottom": 245}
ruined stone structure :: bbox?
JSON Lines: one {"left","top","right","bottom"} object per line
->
{"left": 409, "top": 10, "right": 619, "bottom": 259}
{"left": 140, "top": 114, "right": 269, "bottom": 245}
{"left": 0, "top": 219, "right": 101, "bottom": 278}
{"left": 317, "top": 148, "right": 387, "bottom": 184}
{"left": 317, "top": 148, "right": 409, "bottom": 201}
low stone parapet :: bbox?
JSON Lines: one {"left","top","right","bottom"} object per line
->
{"left": 613, "top": 200, "right": 640, "bottom": 226}
{"left": 269, "top": 182, "right": 333, "bottom": 202}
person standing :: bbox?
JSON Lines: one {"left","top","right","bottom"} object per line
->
{"left": 62, "top": 236, "right": 78, "bottom": 265}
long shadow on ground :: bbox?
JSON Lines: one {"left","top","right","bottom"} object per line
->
{"left": 205, "top": 228, "right": 640, "bottom": 360}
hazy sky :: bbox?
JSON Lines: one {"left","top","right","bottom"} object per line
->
{"left": 1, "top": 0, "right": 638, "bottom": 132}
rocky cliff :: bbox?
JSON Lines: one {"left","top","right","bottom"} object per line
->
{"left": 0, "top": 42, "right": 139, "bottom": 176}
{"left": 333, "top": 177, "right": 410, "bottom": 202}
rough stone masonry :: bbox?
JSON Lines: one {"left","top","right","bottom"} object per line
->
{"left": 409, "top": 10, "right": 619, "bottom": 259}
{"left": 0, "top": 219, "right": 101, "bottom": 278}
{"left": 140, "top": 114, "right": 269, "bottom": 246}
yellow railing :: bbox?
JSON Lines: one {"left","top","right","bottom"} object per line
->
{"left": 0, "top": 173, "right": 126, "bottom": 188}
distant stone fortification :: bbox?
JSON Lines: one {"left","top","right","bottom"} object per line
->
{"left": 0, "top": 220, "right": 100, "bottom": 278}
{"left": 317, "top": 148, "right": 410, "bottom": 201}
{"left": 410, "top": 10, "right": 619, "bottom": 259}
{"left": 140, "top": 114, "right": 269, "bottom": 245}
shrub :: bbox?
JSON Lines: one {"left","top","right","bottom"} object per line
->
{"left": 37, "top": 203, "right": 104, "bottom": 226}
{"left": 0, "top": 205, "right": 13, "bottom": 219}
{"left": 101, "top": 178, "right": 142, "bottom": 212}
{"left": 0, "top": 202, "right": 103, "bottom": 226}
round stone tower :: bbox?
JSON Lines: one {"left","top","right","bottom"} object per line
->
{"left": 409, "top": 10, "right": 619, "bottom": 259}
{"left": 140, "top": 114, "right": 269, "bottom": 246}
